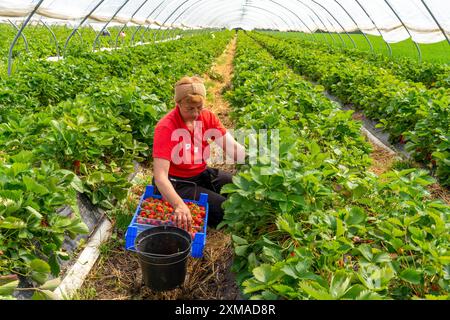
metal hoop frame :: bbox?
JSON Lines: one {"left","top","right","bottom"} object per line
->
{"left": 5, "top": 0, "right": 450, "bottom": 75}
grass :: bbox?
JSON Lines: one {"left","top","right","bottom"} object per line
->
{"left": 98, "top": 233, "right": 123, "bottom": 257}
{"left": 72, "top": 285, "right": 98, "bottom": 300}
{"left": 390, "top": 159, "right": 420, "bottom": 171}
{"left": 266, "top": 31, "right": 450, "bottom": 64}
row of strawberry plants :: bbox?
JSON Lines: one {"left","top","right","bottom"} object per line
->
{"left": 0, "top": 32, "right": 198, "bottom": 119}
{"left": 1, "top": 31, "right": 231, "bottom": 209}
{"left": 0, "top": 24, "right": 185, "bottom": 64}
{"left": 0, "top": 24, "right": 97, "bottom": 62}
{"left": 221, "top": 32, "right": 450, "bottom": 300}
{"left": 264, "top": 32, "right": 449, "bottom": 89}
{"left": 251, "top": 32, "right": 450, "bottom": 187}
{"left": 0, "top": 31, "right": 232, "bottom": 298}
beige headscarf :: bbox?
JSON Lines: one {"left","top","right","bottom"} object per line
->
{"left": 174, "top": 82, "right": 206, "bottom": 103}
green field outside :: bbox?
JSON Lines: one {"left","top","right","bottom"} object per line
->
{"left": 266, "top": 31, "right": 450, "bottom": 64}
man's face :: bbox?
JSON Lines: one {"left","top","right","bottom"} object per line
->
{"left": 179, "top": 100, "right": 204, "bottom": 122}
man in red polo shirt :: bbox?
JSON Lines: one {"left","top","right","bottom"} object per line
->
{"left": 153, "top": 76, "right": 245, "bottom": 231}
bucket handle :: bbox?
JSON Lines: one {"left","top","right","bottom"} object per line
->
{"left": 153, "top": 178, "right": 198, "bottom": 202}
{"left": 133, "top": 232, "right": 192, "bottom": 259}
{"left": 138, "top": 255, "right": 191, "bottom": 266}
{"left": 129, "top": 245, "right": 191, "bottom": 259}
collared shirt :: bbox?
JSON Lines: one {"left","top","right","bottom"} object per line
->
{"left": 152, "top": 106, "right": 227, "bottom": 178}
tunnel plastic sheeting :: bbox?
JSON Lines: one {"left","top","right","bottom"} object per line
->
{"left": 0, "top": 0, "right": 448, "bottom": 43}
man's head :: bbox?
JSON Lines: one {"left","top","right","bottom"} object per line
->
{"left": 175, "top": 76, "right": 206, "bottom": 122}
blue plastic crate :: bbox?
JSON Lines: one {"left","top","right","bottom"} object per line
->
{"left": 125, "top": 185, "right": 209, "bottom": 258}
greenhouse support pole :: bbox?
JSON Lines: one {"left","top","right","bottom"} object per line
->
{"left": 161, "top": 27, "right": 173, "bottom": 40}
{"left": 7, "top": 20, "right": 29, "bottom": 52}
{"left": 131, "top": 0, "right": 166, "bottom": 45}
{"left": 75, "top": 29, "right": 84, "bottom": 46}
{"left": 297, "top": 0, "right": 336, "bottom": 43}
{"left": 209, "top": 13, "right": 280, "bottom": 31}
{"left": 204, "top": 7, "right": 283, "bottom": 32}
{"left": 268, "top": 0, "right": 318, "bottom": 41}
{"left": 64, "top": 0, "right": 106, "bottom": 56}
{"left": 383, "top": 0, "right": 422, "bottom": 62}
{"left": 312, "top": 7, "right": 346, "bottom": 47}
{"left": 161, "top": 22, "right": 177, "bottom": 40}
{"left": 306, "top": 13, "right": 332, "bottom": 45}
{"left": 174, "top": 0, "right": 298, "bottom": 37}
{"left": 172, "top": 27, "right": 181, "bottom": 39}
{"left": 141, "top": 0, "right": 180, "bottom": 43}
{"left": 172, "top": 0, "right": 283, "bottom": 36}
{"left": 171, "top": 0, "right": 234, "bottom": 29}
{"left": 160, "top": 0, "right": 209, "bottom": 43}
{"left": 295, "top": 0, "right": 337, "bottom": 45}
{"left": 175, "top": 0, "right": 283, "bottom": 32}
{"left": 156, "top": 26, "right": 168, "bottom": 42}
{"left": 155, "top": 0, "right": 221, "bottom": 40}
{"left": 115, "top": 0, "right": 150, "bottom": 48}
{"left": 114, "top": 25, "right": 128, "bottom": 48}
{"left": 311, "top": 0, "right": 356, "bottom": 48}
{"left": 308, "top": 0, "right": 346, "bottom": 47}
{"left": 353, "top": 0, "right": 392, "bottom": 56}
{"left": 305, "top": 13, "right": 332, "bottom": 45}
{"left": 179, "top": 27, "right": 186, "bottom": 38}
{"left": 162, "top": 25, "right": 173, "bottom": 40}
{"left": 93, "top": 0, "right": 132, "bottom": 51}
{"left": 245, "top": 5, "right": 296, "bottom": 32}
{"left": 8, "top": 0, "right": 44, "bottom": 76}
{"left": 153, "top": 0, "right": 191, "bottom": 43}
{"left": 160, "top": 0, "right": 210, "bottom": 42}
{"left": 41, "top": 20, "right": 60, "bottom": 58}
{"left": 177, "top": 27, "right": 184, "bottom": 38}
{"left": 169, "top": 27, "right": 178, "bottom": 40}
{"left": 168, "top": 27, "right": 175, "bottom": 39}
{"left": 170, "top": 26, "right": 182, "bottom": 40}
{"left": 334, "top": 0, "right": 373, "bottom": 52}
{"left": 326, "top": 16, "right": 347, "bottom": 47}
{"left": 420, "top": 0, "right": 450, "bottom": 45}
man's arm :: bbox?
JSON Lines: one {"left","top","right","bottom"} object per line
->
{"left": 153, "top": 158, "right": 192, "bottom": 230}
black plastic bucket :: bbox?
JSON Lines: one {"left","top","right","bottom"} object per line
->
{"left": 135, "top": 225, "right": 192, "bottom": 291}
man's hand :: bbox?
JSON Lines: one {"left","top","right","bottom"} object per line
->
{"left": 173, "top": 202, "right": 192, "bottom": 231}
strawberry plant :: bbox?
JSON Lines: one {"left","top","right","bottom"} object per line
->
{"left": 0, "top": 30, "right": 233, "bottom": 298}
{"left": 251, "top": 32, "right": 450, "bottom": 186}
{"left": 221, "top": 33, "right": 450, "bottom": 300}
{"left": 0, "top": 152, "right": 88, "bottom": 285}
{"left": 265, "top": 32, "right": 450, "bottom": 89}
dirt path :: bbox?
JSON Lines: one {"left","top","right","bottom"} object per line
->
{"left": 352, "top": 112, "right": 450, "bottom": 205}
{"left": 204, "top": 36, "right": 238, "bottom": 175}
{"left": 368, "top": 141, "right": 449, "bottom": 205}
{"left": 76, "top": 36, "right": 241, "bottom": 300}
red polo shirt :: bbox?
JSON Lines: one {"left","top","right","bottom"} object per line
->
{"left": 152, "top": 106, "right": 227, "bottom": 178}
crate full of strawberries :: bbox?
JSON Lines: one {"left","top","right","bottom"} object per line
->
{"left": 125, "top": 185, "right": 209, "bottom": 258}
{"left": 136, "top": 198, "right": 206, "bottom": 239}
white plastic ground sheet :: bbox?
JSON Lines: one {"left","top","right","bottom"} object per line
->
{"left": 0, "top": 0, "right": 448, "bottom": 43}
